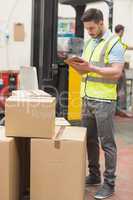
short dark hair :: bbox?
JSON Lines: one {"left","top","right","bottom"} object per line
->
{"left": 115, "top": 24, "right": 125, "bottom": 33}
{"left": 81, "top": 8, "right": 104, "bottom": 23}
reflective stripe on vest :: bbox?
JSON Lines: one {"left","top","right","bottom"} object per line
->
{"left": 80, "top": 34, "right": 120, "bottom": 100}
{"left": 86, "top": 76, "right": 117, "bottom": 84}
{"left": 119, "top": 37, "right": 128, "bottom": 50}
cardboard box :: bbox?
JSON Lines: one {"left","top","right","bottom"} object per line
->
{"left": 12, "top": 89, "right": 51, "bottom": 97}
{"left": 31, "top": 126, "right": 86, "bottom": 200}
{"left": 55, "top": 117, "right": 70, "bottom": 126}
{"left": 0, "top": 126, "right": 19, "bottom": 200}
{"left": 5, "top": 96, "right": 56, "bottom": 138}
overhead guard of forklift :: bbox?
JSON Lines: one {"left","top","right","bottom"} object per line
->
{"left": 59, "top": 0, "right": 98, "bottom": 6}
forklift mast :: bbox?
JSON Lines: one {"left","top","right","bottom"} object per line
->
{"left": 31, "top": 0, "right": 113, "bottom": 84}
{"left": 31, "top": 0, "right": 58, "bottom": 88}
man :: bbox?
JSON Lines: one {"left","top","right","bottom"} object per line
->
{"left": 115, "top": 24, "right": 133, "bottom": 50}
{"left": 115, "top": 24, "right": 133, "bottom": 117}
{"left": 67, "top": 9, "right": 125, "bottom": 199}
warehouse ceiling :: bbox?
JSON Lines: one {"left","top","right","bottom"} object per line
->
{"left": 59, "top": 0, "right": 102, "bottom": 6}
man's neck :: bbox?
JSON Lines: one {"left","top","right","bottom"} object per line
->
{"left": 97, "top": 27, "right": 106, "bottom": 39}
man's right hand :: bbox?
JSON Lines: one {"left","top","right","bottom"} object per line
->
{"left": 64, "top": 58, "right": 91, "bottom": 74}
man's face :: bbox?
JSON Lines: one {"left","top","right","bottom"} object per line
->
{"left": 117, "top": 29, "right": 124, "bottom": 38}
{"left": 84, "top": 20, "right": 104, "bottom": 38}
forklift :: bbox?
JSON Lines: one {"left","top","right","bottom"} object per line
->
{"left": 31, "top": 0, "right": 113, "bottom": 121}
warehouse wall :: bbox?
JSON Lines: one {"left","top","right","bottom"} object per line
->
{"left": 0, "top": 0, "right": 32, "bottom": 69}
{"left": 0, "top": 0, "right": 133, "bottom": 69}
{"left": 58, "top": 4, "right": 76, "bottom": 18}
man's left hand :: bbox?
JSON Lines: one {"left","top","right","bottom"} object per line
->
{"left": 69, "top": 60, "right": 91, "bottom": 74}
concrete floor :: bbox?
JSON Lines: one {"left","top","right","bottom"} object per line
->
{"left": 85, "top": 116, "right": 133, "bottom": 200}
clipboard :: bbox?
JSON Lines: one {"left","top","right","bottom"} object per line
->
{"left": 64, "top": 56, "right": 85, "bottom": 64}
{"left": 14, "top": 23, "right": 25, "bottom": 41}
{"left": 64, "top": 56, "right": 89, "bottom": 73}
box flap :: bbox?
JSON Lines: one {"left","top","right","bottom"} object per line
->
{"left": 55, "top": 117, "right": 70, "bottom": 126}
{"left": 6, "top": 96, "right": 55, "bottom": 103}
{"left": 12, "top": 90, "right": 51, "bottom": 97}
{"left": 54, "top": 126, "right": 86, "bottom": 141}
{"left": 0, "top": 126, "right": 12, "bottom": 142}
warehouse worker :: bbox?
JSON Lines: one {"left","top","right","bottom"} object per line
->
{"left": 68, "top": 9, "right": 125, "bottom": 199}
{"left": 115, "top": 24, "right": 133, "bottom": 50}
{"left": 115, "top": 24, "right": 133, "bottom": 117}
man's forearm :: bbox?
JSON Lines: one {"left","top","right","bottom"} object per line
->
{"left": 127, "top": 46, "right": 133, "bottom": 50}
{"left": 66, "top": 60, "right": 124, "bottom": 80}
{"left": 89, "top": 64, "right": 123, "bottom": 80}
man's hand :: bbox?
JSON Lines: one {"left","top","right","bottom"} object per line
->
{"left": 64, "top": 57, "right": 91, "bottom": 74}
{"left": 65, "top": 57, "right": 124, "bottom": 79}
{"left": 72, "top": 61, "right": 92, "bottom": 74}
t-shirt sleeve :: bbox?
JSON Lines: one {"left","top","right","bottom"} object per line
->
{"left": 109, "top": 42, "right": 125, "bottom": 64}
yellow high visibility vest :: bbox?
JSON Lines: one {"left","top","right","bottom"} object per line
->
{"left": 80, "top": 34, "right": 121, "bottom": 100}
{"left": 119, "top": 37, "right": 128, "bottom": 50}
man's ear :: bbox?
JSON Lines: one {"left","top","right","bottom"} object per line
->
{"left": 98, "top": 20, "right": 103, "bottom": 26}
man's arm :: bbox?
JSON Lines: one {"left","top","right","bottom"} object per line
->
{"left": 67, "top": 39, "right": 125, "bottom": 77}
{"left": 97, "top": 40, "right": 125, "bottom": 80}
{"left": 87, "top": 40, "right": 125, "bottom": 80}
{"left": 127, "top": 46, "right": 133, "bottom": 50}
{"left": 122, "top": 42, "right": 133, "bottom": 50}
{"left": 71, "top": 62, "right": 124, "bottom": 80}
{"left": 89, "top": 63, "right": 124, "bottom": 80}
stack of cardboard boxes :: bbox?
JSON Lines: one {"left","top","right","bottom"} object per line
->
{"left": 1, "top": 89, "right": 87, "bottom": 200}
{"left": 0, "top": 126, "right": 19, "bottom": 200}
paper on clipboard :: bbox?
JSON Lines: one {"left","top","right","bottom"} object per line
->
{"left": 65, "top": 56, "right": 84, "bottom": 63}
